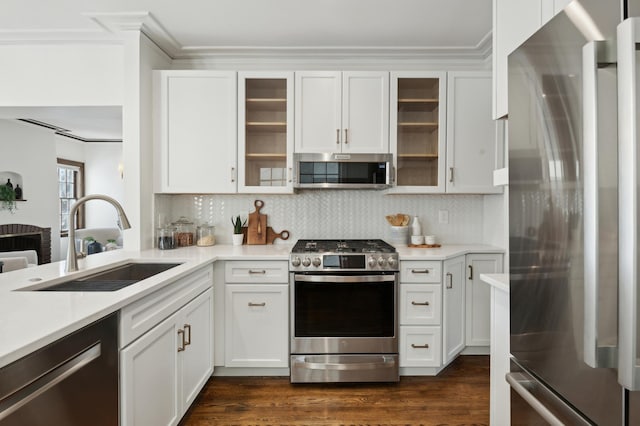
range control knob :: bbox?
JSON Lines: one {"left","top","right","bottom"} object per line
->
{"left": 377, "top": 256, "right": 387, "bottom": 267}
{"left": 312, "top": 257, "right": 321, "bottom": 267}
{"left": 368, "top": 256, "right": 377, "bottom": 268}
{"left": 302, "top": 257, "right": 311, "bottom": 267}
{"left": 387, "top": 257, "right": 397, "bottom": 268}
{"left": 291, "top": 256, "right": 301, "bottom": 267}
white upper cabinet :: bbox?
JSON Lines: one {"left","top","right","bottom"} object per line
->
{"left": 390, "top": 71, "right": 500, "bottom": 194}
{"left": 493, "top": 0, "right": 570, "bottom": 118}
{"left": 446, "top": 71, "right": 501, "bottom": 194}
{"left": 389, "top": 72, "right": 447, "bottom": 193}
{"left": 295, "top": 71, "right": 389, "bottom": 154}
{"left": 238, "top": 72, "right": 294, "bottom": 193}
{"left": 155, "top": 70, "right": 237, "bottom": 193}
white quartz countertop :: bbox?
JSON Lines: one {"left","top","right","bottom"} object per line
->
{"left": 0, "top": 243, "right": 502, "bottom": 368}
{"left": 480, "top": 273, "right": 509, "bottom": 293}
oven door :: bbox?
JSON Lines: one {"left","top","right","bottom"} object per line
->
{"left": 290, "top": 272, "right": 398, "bottom": 355}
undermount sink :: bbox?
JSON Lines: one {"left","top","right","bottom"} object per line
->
{"left": 35, "top": 262, "right": 183, "bottom": 292}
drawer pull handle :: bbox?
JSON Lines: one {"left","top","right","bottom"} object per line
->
{"left": 249, "top": 270, "right": 266, "bottom": 274}
{"left": 248, "top": 302, "right": 266, "bottom": 307}
{"left": 184, "top": 324, "right": 191, "bottom": 346}
{"left": 446, "top": 272, "right": 453, "bottom": 289}
{"left": 411, "top": 301, "right": 430, "bottom": 306}
{"left": 177, "top": 329, "right": 185, "bottom": 352}
{"left": 411, "top": 269, "right": 429, "bottom": 274}
{"left": 411, "top": 343, "right": 429, "bottom": 349}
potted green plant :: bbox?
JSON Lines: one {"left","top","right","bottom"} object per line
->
{"left": 231, "top": 215, "right": 246, "bottom": 246}
{"left": 0, "top": 185, "right": 17, "bottom": 213}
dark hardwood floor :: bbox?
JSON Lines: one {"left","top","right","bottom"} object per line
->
{"left": 180, "top": 355, "right": 489, "bottom": 426}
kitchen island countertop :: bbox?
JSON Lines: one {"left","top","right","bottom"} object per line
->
{"left": 0, "top": 243, "right": 502, "bottom": 368}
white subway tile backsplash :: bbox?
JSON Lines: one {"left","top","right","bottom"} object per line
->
{"left": 155, "top": 191, "right": 485, "bottom": 245}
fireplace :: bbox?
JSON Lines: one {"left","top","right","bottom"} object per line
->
{"left": 0, "top": 224, "right": 51, "bottom": 264}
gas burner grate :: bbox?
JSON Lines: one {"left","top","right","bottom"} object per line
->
{"left": 291, "top": 239, "right": 396, "bottom": 254}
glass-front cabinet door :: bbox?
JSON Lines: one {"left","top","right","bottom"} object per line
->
{"left": 238, "top": 72, "right": 294, "bottom": 193}
{"left": 389, "top": 72, "right": 447, "bottom": 193}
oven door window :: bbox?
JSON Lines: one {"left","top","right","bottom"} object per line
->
{"left": 294, "top": 280, "right": 395, "bottom": 337}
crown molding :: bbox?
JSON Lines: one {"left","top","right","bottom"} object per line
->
{"left": 174, "top": 30, "right": 493, "bottom": 62}
{"left": 85, "top": 12, "right": 181, "bottom": 57}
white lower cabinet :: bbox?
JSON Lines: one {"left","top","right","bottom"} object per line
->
{"left": 399, "top": 253, "right": 503, "bottom": 373}
{"left": 120, "top": 266, "right": 213, "bottom": 426}
{"left": 121, "top": 312, "right": 181, "bottom": 426}
{"left": 443, "top": 255, "right": 466, "bottom": 364}
{"left": 465, "top": 253, "right": 504, "bottom": 347}
{"left": 225, "top": 284, "right": 288, "bottom": 368}
{"left": 398, "top": 261, "right": 443, "bottom": 370}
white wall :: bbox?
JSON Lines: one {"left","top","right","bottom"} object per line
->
{"left": 84, "top": 142, "right": 124, "bottom": 227}
{"left": 55, "top": 136, "right": 124, "bottom": 257}
{"left": 122, "top": 32, "right": 172, "bottom": 251}
{"left": 0, "top": 44, "right": 123, "bottom": 106}
{"left": 0, "top": 120, "right": 60, "bottom": 261}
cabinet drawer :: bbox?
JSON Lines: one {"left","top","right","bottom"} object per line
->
{"left": 120, "top": 266, "right": 213, "bottom": 348}
{"left": 399, "top": 326, "right": 442, "bottom": 367}
{"left": 400, "top": 284, "right": 441, "bottom": 326}
{"left": 400, "top": 261, "right": 441, "bottom": 283}
{"left": 225, "top": 260, "right": 289, "bottom": 283}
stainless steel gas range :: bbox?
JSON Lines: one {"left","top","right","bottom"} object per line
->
{"left": 289, "top": 239, "right": 399, "bottom": 383}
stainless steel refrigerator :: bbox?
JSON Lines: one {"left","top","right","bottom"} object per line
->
{"left": 508, "top": 0, "right": 640, "bottom": 424}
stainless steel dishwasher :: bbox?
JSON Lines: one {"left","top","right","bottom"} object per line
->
{"left": 0, "top": 312, "right": 118, "bottom": 425}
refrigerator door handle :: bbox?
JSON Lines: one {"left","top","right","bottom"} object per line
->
{"left": 583, "top": 40, "right": 618, "bottom": 369}
{"left": 506, "top": 372, "right": 591, "bottom": 426}
{"left": 618, "top": 17, "right": 640, "bottom": 391}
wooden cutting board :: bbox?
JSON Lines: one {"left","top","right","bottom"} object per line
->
{"left": 266, "top": 227, "right": 290, "bottom": 244}
{"left": 246, "top": 200, "right": 267, "bottom": 245}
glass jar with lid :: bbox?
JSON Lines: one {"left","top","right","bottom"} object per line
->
{"left": 157, "top": 226, "right": 176, "bottom": 250}
{"left": 172, "top": 216, "right": 195, "bottom": 247}
{"left": 196, "top": 223, "right": 216, "bottom": 246}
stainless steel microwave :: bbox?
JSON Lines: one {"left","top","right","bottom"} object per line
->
{"left": 293, "top": 153, "right": 392, "bottom": 189}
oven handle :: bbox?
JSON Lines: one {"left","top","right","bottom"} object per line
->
{"left": 293, "top": 274, "right": 396, "bottom": 283}
{"left": 293, "top": 356, "right": 396, "bottom": 371}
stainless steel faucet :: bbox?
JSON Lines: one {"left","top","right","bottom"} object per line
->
{"left": 65, "top": 194, "right": 132, "bottom": 273}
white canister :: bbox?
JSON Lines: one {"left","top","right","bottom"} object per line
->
{"left": 411, "top": 235, "right": 424, "bottom": 245}
{"left": 388, "top": 226, "right": 409, "bottom": 246}
{"left": 425, "top": 235, "right": 436, "bottom": 245}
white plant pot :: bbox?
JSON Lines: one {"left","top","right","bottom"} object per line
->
{"left": 232, "top": 234, "right": 244, "bottom": 246}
